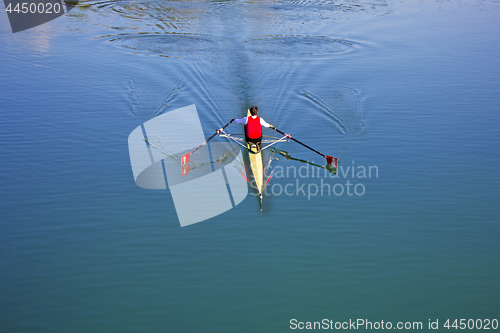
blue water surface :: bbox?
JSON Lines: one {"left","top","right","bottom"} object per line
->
{"left": 1, "top": 0, "right": 499, "bottom": 332}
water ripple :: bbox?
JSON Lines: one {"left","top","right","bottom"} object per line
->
{"left": 106, "top": 33, "right": 221, "bottom": 58}
{"left": 244, "top": 35, "right": 354, "bottom": 58}
{"left": 301, "top": 87, "right": 365, "bottom": 135}
{"left": 128, "top": 75, "right": 183, "bottom": 119}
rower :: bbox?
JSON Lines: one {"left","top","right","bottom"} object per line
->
{"left": 233, "top": 106, "right": 274, "bottom": 150}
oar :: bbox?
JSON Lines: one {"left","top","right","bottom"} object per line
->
{"left": 181, "top": 118, "right": 234, "bottom": 166}
{"left": 272, "top": 127, "right": 337, "bottom": 166}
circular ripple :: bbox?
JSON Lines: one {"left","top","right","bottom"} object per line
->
{"left": 243, "top": 35, "right": 354, "bottom": 58}
{"left": 107, "top": 33, "right": 220, "bottom": 57}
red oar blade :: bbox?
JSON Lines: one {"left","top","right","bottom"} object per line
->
{"left": 326, "top": 156, "right": 338, "bottom": 167}
{"left": 181, "top": 152, "right": 191, "bottom": 166}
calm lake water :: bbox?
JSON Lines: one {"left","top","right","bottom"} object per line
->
{"left": 1, "top": 0, "right": 499, "bottom": 332}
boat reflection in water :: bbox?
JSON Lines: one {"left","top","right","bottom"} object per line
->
{"left": 144, "top": 135, "right": 338, "bottom": 213}
{"left": 270, "top": 147, "right": 337, "bottom": 175}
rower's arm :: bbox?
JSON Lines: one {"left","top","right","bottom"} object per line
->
{"left": 234, "top": 117, "right": 247, "bottom": 125}
{"left": 260, "top": 118, "right": 272, "bottom": 128}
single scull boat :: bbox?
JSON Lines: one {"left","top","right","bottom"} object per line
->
{"left": 181, "top": 112, "right": 338, "bottom": 210}
{"left": 246, "top": 109, "right": 265, "bottom": 201}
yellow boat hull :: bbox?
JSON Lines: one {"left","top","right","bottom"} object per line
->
{"left": 246, "top": 110, "right": 264, "bottom": 203}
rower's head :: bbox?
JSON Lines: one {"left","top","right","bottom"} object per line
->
{"left": 250, "top": 106, "right": 259, "bottom": 116}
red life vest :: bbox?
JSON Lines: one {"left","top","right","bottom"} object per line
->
{"left": 246, "top": 116, "right": 261, "bottom": 139}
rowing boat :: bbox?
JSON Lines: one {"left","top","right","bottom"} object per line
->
{"left": 182, "top": 112, "right": 337, "bottom": 211}
{"left": 218, "top": 112, "right": 289, "bottom": 210}
{"left": 246, "top": 109, "right": 265, "bottom": 203}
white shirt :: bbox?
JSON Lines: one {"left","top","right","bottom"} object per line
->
{"left": 234, "top": 116, "right": 271, "bottom": 127}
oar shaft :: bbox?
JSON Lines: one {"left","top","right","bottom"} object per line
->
{"left": 192, "top": 118, "right": 234, "bottom": 154}
{"left": 273, "top": 127, "right": 327, "bottom": 158}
